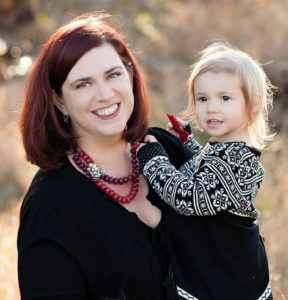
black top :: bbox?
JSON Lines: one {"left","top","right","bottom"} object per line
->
{"left": 17, "top": 128, "right": 192, "bottom": 300}
{"left": 137, "top": 134, "right": 272, "bottom": 300}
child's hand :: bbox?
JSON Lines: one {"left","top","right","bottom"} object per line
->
{"left": 166, "top": 114, "right": 190, "bottom": 142}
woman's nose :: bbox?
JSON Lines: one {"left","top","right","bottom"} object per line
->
{"left": 95, "top": 82, "right": 115, "bottom": 100}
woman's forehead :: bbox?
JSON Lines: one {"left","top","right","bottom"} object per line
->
{"left": 66, "top": 44, "right": 124, "bottom": 82}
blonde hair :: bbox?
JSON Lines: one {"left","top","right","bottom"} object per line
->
{"left": 183, "top": 42, "right": 275, "bottom": 149}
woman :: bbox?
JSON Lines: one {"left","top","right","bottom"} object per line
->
{"left": 18, "top": 12, "right": 194, "bottom": 299}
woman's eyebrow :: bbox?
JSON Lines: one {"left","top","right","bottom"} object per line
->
{"left": 70, "top": 66, "right": 124, "bottom": 86}
{"left": 70, "top": 77, "right": 92, "bottom": 86}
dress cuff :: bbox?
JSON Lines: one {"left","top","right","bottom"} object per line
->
{"left": 183, "top": 123, "right": 192, "bottom": 134}
{"left": 137, "top": 142, "right": 168, "bottom": 172}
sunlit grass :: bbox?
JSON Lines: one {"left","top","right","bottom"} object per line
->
{"left": 0, "top": 209, "right": 20, "bottom": 300}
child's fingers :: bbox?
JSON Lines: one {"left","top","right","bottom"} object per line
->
{"left": 166, "top": 127, "right": 180, "bottom": 138}
{"left": 167, "top": 114, "right": 187, "bottom": 129}
{"left": 144, "top": 135, "right": 158, "bottom": 143}
{"left": 175, "top": 117, "right": 187, "bottom": 128}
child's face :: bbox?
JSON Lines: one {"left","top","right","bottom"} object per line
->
{"left": 194, "top": 71, "right": 250, "bottom": 144}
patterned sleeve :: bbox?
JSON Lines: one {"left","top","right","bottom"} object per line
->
{"left": 137, "top": 142, "right": 263, "bottom": 218}
{"left": 180, "top": 136, "right": 202, "bottom": 176}
{"left": 184, "top": 135, "right": 202, "bottom": 155}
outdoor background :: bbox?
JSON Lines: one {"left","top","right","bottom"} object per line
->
{"left": 0, "top": 0, "right": 287, "bottom": 299}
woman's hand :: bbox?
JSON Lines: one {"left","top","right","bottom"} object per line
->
{"left": 144, "top": 135, "right": 158, "bottom": 143}
{"left": 136, "top": 135, "right": 158, "bottom": 152}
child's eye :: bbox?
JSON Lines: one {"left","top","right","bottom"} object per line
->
{"left": 222, "top": 96, "right": 230, "bottom": 101}
{"left": 197, "top": 96, "right": 207, "bottom": 102}
{"left": 75, "top": 82, "right": 91, "bottom": 89}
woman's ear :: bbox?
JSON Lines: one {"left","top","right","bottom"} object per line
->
{"left": 52, "top": 90, "right": 68, "bottom": 115}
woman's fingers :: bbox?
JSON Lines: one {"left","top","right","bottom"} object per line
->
{"left": 144, "top": 135, "right": 158, "bottom": 143}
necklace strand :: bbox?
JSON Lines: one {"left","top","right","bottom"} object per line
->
{"left": 72, "top": 143, "right": 140, "bottom": 204}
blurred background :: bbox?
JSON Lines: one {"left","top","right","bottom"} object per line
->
{"left": 0, "top": 0, "right": 287, "bottom": 299}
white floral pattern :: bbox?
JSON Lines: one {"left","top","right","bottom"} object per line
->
{"left": 142, "top": 138, "right": 264, "bottom": 218}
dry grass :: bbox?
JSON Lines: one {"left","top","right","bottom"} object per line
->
{"left": 0, "top": 209, "right": 20, "bottom": 300}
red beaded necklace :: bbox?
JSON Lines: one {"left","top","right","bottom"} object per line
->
{"left": 72, "top": 143, "right": 140, "bottom": 204}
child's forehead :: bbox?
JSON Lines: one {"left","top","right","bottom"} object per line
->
{"left": 193, "top": 71, "right": 244, "bottom": 94}
{"left": 196, "top": 70, "right": 240, "bottom": 82}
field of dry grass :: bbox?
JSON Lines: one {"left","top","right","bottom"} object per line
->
{"left": 0, "top": 209, "right": 20, "bottom": 300}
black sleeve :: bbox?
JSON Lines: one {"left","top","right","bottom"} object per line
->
{"left": 146, "top": 127, "right": 195, "bottom": 169}
{"left": 18, "top": 191, "right": 87, "bottom": 299}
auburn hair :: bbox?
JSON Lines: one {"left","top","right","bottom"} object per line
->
{"left": 19, "top": 12, "right": 149, "bottom": 169}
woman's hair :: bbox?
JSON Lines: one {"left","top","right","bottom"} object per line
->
{"left": 183, "top": 42, "right": 275, "bottom": 149}
{"left": 19, "top": 12, "right": 149, "bottom": 169}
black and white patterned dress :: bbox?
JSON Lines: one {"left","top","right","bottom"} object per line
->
{"left": 137, "top": 135, "right": 273, "bottom": 300}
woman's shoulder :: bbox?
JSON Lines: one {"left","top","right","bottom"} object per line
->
{"left": 25, "top": 162, "right": 75, "bottom": 199}
{"left": 147, "top": 127, "right": 194, "bottom": 169}
{"left": 20, "top": 161, "right": 95, "bottom": 218}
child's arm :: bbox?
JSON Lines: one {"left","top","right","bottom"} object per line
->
{"left": 137, "top": 142, "right": 263, "bottom": 218}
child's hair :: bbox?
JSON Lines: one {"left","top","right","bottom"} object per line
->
{"left": 183, "top": 42, "right": 275, "bottom": 149}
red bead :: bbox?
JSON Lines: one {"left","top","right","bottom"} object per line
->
{"left": 72, "top": 142, "right": 140, "bottom": 204}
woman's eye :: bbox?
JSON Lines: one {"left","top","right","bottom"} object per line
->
{"left": 108, "top": 72, "right": 122, "bottom": 79}
{"left": 222, "top": 95, "right": 230, "bottom": 101}
{"left": 197, "top": 96, "right": 207, "bottom": 102}
{"left": 76, "top": 82, "right": 91, "bottom": 89}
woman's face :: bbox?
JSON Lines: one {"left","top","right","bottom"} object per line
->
{"left": 60, "top": 43, "right": 134, "bottom": 143}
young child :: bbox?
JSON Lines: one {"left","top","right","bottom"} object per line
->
{"left": 137, "top": 43, "right": 274, "bottom": 299}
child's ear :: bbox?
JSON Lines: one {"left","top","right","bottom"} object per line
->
{"left": 52, "top": 90, "right": 68, "bottom": 115}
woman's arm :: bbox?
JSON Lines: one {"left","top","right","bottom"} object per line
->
{"left": 18, "top": 240, "right": 86, "bottom": 300}
{"left": 137, "top": 142, "right": 263, "bottom": 218}
{"left": 18, "top": 193, "right": 87, "bottom": 299}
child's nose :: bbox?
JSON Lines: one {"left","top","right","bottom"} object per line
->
{"left": 207, "top": 100, "right": 219, "bottom": 112}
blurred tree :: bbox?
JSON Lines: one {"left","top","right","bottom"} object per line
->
{"left": 0, "top": 0, "right": 34, "bottom": 29}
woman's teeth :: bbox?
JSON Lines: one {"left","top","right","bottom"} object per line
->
{"left": 96, "top": 104, "right": 118, "bottom": 116}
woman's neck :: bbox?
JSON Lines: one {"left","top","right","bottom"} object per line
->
{"left": 74, "top": 135, "right": 131, "bottom": 177}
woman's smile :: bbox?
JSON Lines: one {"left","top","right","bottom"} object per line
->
{"left": 92, "top": 103, "right": 120, "bottom": 119}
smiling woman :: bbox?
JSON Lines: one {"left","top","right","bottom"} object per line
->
{"left": 17, "top": 12, "right": 178, "bottom": 300}
{"left": 57, "top": 44, "right": 135, "bottom": 144}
